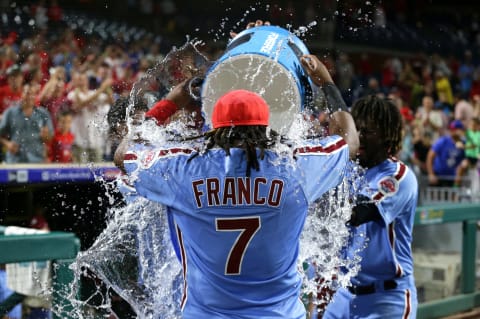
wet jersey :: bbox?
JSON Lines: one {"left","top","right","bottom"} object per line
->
{"left": 123, "top": 135, "right": 349, "bottom": 319}
{"left": 347, "top": 158, "right": 418, "bottom": 285}
{"left": 116, "top": 174, "right": 182, "bottom": 263}
{"left": 323, "top": 158, "right": 418, "bottom": 319}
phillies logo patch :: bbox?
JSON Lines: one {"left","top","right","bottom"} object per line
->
{"left": 378, "top": 176, "right": 398, "bottom": 196}
{"left": 141, "top": 150, "right": 157, "bottom": 169}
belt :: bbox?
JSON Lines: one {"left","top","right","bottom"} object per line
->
{"left": 348, "top": 279, "right": 398, "bottom": 295}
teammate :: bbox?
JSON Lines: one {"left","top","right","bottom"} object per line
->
{"left": 114, "top": 54, "right": 358, "bottom": 319}
{"left": 106, "top": 95, "right": 183, "bottom": 318}
{"left": 322, "top": 95, "right": 418, "bottom": 319}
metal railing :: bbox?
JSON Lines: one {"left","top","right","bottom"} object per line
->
{"left": 0, "top": 226, "right": 80, "bottom": 319}
{"left": 415, "top": 203, "right": 480, "bottom": 318}
{"left": 417, "top": 170, "right": 480, "bottom": 205}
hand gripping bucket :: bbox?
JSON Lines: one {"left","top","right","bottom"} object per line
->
{"left": 201, "top": 25, "right": 314, "bottom": 133}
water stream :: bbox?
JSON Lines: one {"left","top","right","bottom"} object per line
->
{"left": 55, "top": 8, "right": 367, "bottom": 318}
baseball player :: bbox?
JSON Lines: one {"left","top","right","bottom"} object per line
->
{"left": 114, "top": 55, "right": 359, "bottom": 319}
{"left": 323, "top": 95, "right": 418, "bottom": 319}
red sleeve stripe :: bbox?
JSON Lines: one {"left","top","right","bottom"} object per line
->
{"left": 124, "top": 148, "right": 195, "bottom": 163}
{"left": 124, "top": 153, "right": 138, "bottom": 161}
{"left": 394, "top": 162, "right": 407, "bottom": 181}
{"left": 294, "top": 138, "right": 346, "bottom": 155}
{"left": 158, "top": 148, "right": 195, "bottom": 157}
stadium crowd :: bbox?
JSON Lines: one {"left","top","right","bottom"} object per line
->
{"left": 0, "top": 0, "right": 480, "bottom": 190}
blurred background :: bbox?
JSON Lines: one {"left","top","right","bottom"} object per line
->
{"left": 1, "top": 1, "right": 480, "bottom": 318}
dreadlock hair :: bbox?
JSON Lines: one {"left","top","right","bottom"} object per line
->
{"left": 188, "top": 125, "right": 279, "bottom": 177}
{"left": 351, "top": 95, "right": 404, "bottom": 156}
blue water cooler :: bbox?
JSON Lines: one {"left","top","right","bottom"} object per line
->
{"left": 201, "top": 25, "right": 314, "bottom": 133}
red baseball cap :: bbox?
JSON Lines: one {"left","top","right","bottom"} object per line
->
{"left": 212, "top": 90, "right": 270, "bottom": 128}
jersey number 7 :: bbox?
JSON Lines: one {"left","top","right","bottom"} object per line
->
{"left": 216, "top": 216, "right": 261, "bottom": 275}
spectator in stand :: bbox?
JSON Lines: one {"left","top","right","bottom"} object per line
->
{"left": 19, "top": 39, "right": 50, "bottom": 86}
{"left": 1, "top": 32, "right": 18, "bottom": 53}
{"left": 47, "top": 0, "right": 63, "bottom": 29}
{"left": 447, "top": 54, "right": 460, "bottom": 85}
{"left": 473, "top": 94, "right": 480, "bottom": 118}
{"left": 24, "top": 67, "right": 44, "bottom": 86}
{"left": 454, "top": 92, "right": 474, "bottom": 129}
{"left": 49, "top": 110, "right": 74, "bottom": 163}
{"left": 356, "top": 53, "right": 374, "bottom": 87}
{"left": 435, "top": 91, "right": 454, "bottom": 119}
{"left": 458, "top": 50, "right": 475, "bottom": 96}
{"left": 355, "top": 77, "right": 383, "bottom": 100}
{"left": 335, "top": 53, "right": 355, "bottom": 105}
{"left": 431, "top": 53, "right": 452, "bottom": 79}
{"left": 389, "top": 89, "right": 415, "bottom": 124}
{"left": 380, "top": 58, "right": 396, "bottom": 91}
{"left": 0, "top": 46, "right": 17, "bottom": 86}
{"left": 390, "top": 93, "right": 415, "bottom": 167}
{"left": 0, "top": 65, "right": 24, "bottom": 117}
{"left": 426, "top": 120, "right": 466, "bottom": 187}
{"left": 20, "top": 53, "right": 46, "bottom": 85}
{"left": 31, "top": 0, "right": 49, "bottom": 30}
{"left": 0, "top": 83, "right": 53, "bottom": 163}
{"left": 398, "top": 61, "right": 420, "bottom": 109}
{"left": 89, "top": 61, "right": 113, "bottom": 91}
{"left": 103, "top": 45, "right": 128, "bottom": 79}
{"left": 434, "top": 70, "right": 454, "bottom": 106}
{"left": 415, "top": 95, "right": 446, "bottom": 141}
{"left": 411, "top": 127, "right": 433, "bottom": 175}
{"left": 455, "top": 117, "right": 480, "bottom": 187}
{"left": 37, "top": 66, "right": 69, "bottom": 128}
{"left": 67, "top": 71, "right": 113, "bottom": 163}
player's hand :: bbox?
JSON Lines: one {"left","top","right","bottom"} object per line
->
{"left": 165, "top": 79, "right": 197, "bottom": 110}
{"left": 230, "top": 20, "right": 271, "bottom": 38}
{"left": 300, "top": 55, "right": 334, "bottom": 87}
{"left": 346, "top": 194, "right": 381, "bottom": 227}
{"left": 5, "top": 141, "right": 19, "bottom": 154}
{"left": 186, "top": 77, "right": 204, "bottom": 105}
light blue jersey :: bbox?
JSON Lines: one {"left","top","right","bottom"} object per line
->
{"left": 351, "top": 158, "right": 417, "bottom": 284}
{"left": 324, "top": 158, "right": 418, "bottom": 319}
{"left": 123, "top": 135, "right": 349, "bottom": 319}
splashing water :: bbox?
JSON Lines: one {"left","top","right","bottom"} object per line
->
{"left": 299, "top": 164, "right": 368, "bottom": 310}
{"left": 53, "top": 10, "right": 370, "bottom": 319}
{"left": 72, "top": 198, "right": 183, "bottom": 319}
{"left": 58, "top": 41, "right": 211, "bottom": 319}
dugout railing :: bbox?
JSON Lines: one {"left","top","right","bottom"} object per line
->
{"left": 0, "top": 225, "right": 80, "bottom": 319}
{"left": 415, "top": 203, "right": 480, "bottom": 318}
